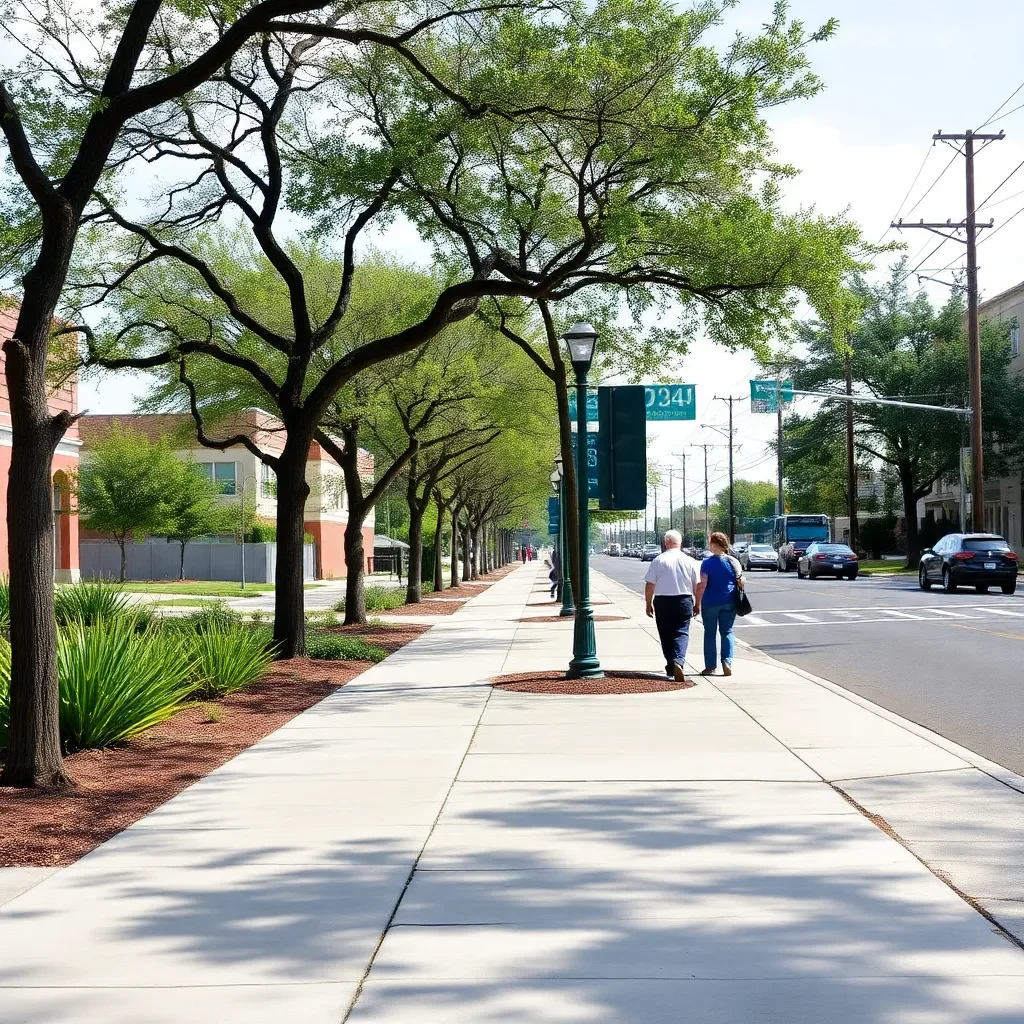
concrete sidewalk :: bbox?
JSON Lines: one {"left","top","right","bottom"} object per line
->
{"left": 2, "top": 564, "right": 1023, "bottom": 1022}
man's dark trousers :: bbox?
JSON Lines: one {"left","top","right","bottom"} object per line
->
{"left": 653, "top": 594, "right": 694, "bottom": 674}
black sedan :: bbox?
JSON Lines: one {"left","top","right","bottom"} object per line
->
{"left": 797, "top": 542, "right": 859, "bottom": 580}
{"left": 919, "top": 533, "right": 1018, "bottom": 594}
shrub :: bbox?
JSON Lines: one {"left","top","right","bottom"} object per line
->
{"left": 189, "top": 623, "right": 276, "bottom": 698}
{"left": 0, "top": 636, "right": 10, "bottom": 749}
{"left": 172, "top": 602, "right": 243, "bottom": 634}
{"left": 306, "top": 632, "right": 389, "bottom": 663}
{"left": 58, "top": 618, "right": 195, "bottom": 749}
{"left": 305, "top": 607, "right": 337, "bottom": 629}
{"left": 54, "top": 579, "right": 136, "bottom": 626}
{"left": 0, "top": 577, "right": 8, "bottom": 627}
{"left": 332, "top": 586, "right": 406, "bottom": 614}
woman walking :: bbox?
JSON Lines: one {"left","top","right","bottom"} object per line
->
{"left": 700, "top": 532, "right": 745, "bottom": 677}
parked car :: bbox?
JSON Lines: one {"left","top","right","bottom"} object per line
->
{"left": 797, "top": 542, "right": 859, "bottom": 580}
{"left": 918, "top": 533, "right": 1018, "bottom": 594}
{"left": 732, "top": 541, "right": 749, "bottom": 557}
{"left": 741, "top": 543, "right": 778, "bottom": 571}
{"left": 641, "top": 544, "right": 661, "bottom": 562}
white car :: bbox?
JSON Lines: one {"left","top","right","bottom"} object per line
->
{"left": 740, "top": 543, "right": 778, "bottom": 571}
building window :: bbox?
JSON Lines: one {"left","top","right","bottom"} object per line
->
{"left": 199, "top": 462, "right": 237, "bottom": 495}
{"left": 1012, "top": 325, "right": 1021, "bottom": 358}
{"left": 261, "top": 461, "right": 277, "bottom": 498}
{"left": 324, "top": 476, "right": 345, "bottom": 511}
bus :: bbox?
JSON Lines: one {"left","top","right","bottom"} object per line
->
{"left": 773, "top": 514, "right": 831, "bottom": 571}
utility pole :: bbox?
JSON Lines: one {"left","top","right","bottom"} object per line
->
{"left": 845, "top": 347, "right": 858, "bottom": 551}
{"left": 776, "top": 380, "right": 784, "bottom": 517}
{"left": 668, "top": 468, "right": 674, "bottom": 533}
{"left": 688, "top": 444, "right": 726, "bottom": 545}
{"left": 892, "top": 127, "right": 1002, "bottom": 530}
{"left": 713, "top": 396, "right": 743, "bottom": 542}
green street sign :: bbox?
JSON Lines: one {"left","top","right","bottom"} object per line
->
{"left": 750, "top": 379, "right": 794, "bottom": 413}
{"left": 644, "top": 383, "right": 695, "bottom": 421}
{"left": 547, "top": 496, "right": 560, "bottom": 535}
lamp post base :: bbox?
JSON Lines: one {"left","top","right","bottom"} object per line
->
{"left": 559, "top": 579, "right": 575, "bottom": 617}
{"left": 566, "top": 605, "right": 603, "bottom": 678}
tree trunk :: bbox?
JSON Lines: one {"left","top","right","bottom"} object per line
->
{"left": 179, "top": 540, "right": 187, "bottom": 580}
{"left": 118, "top": 536, "right": 128, "bottom": 583}
{"left": 899, "top": 462, "right": 922, "bottom": 569}
{"left": 1, "top": 328, "right": 69, "bottom": 787}
{"left": 470, "top": 522, "right": 480, "bottom": 579}
{"left": 432, "top": 497, "right": 445, "bottom": 592}
{"left": 462, "top": 516, "right": 472, "bottom": 581}
{"left": 272, "top": 439, "right": 312, "bottom": 659}
{"left": 343, "top": 511, "right": 368, "bottom": 625}
{"left": 450, "top": 503, "right": 462, "bottom": 588}
{"left": 406, "top": 512, "right": 424, "bottom": 604}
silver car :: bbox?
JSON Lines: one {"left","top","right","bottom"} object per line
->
{"left": 740, "top": 543, "right": 778, "bottom": 571}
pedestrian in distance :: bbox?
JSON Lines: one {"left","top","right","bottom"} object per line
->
{"left": 520, "top": 546, "right": 527, "bottom": 564}
{"left": 548, "top": 547, "right": 562, "bottom": 600}
{"left": 644, "top": 529, "right": 704, "bottom": 682}
{"left": 700, "top": 531, "right": 746, "bottom": 677}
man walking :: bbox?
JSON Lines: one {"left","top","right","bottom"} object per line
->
{"left": 644, "top": 530, "right": 704, "bottom": 682}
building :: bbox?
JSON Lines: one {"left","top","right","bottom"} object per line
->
{"left": 918, "top": 278, "right": 1024, "bottom": 551}
{"left": 0, "top": 307, "right": 82, "bottom": 581}
{"left": 78, "top": 412, "right": 374, "bottom": 578}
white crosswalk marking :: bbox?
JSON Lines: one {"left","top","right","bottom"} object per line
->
{"left": 880, "top": 609, "right": 924, "bottom": 620}
{"left": 741, "top": 614, "right": 768, "bottom": 626}
{"left": 783, "top": 612, "right": 817, "bottom": 622}
{"left": 926, "top": 609, "right": 973, "bottom": 618}
{"left": 988, "top": 607, "right": 1024, "bottom": 617}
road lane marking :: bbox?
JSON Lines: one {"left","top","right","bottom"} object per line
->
{"left": 880, "top": 609, "right": 925, "bottom": 620}
{"left": 783, "top": 612, "right": 818, "bottom": 622}
{"left": 742, "top": 614, "right": 768, "bottom": 625}
{"left": 925, "top": 609, "right": 977, "bottom": 618}
{"left": 988, "top": 608, "right": 1024, "bottom": 617}
{"left": 948, "top": 622, "right": 1024, "bottom": 641}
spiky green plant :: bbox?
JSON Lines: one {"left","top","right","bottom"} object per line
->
{"left": 0, "top": 636, "right": 10, "bottom": 749}
{"left": 58, "top": 618, "right": 195, "bottom": 749}
{"left": 189, "top": 623, "right": 276, "bottom": 698}
{"left": 306, "top": 632, "right": 389, "bottom": 663}
{"left": 54, "top": 580, "right": 135, "bottom": 626}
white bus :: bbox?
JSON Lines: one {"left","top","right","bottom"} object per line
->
{"left": 773, "top": 514, "right": 831, "bottom": 571}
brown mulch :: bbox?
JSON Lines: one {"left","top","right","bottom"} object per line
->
{"left": 0, "top": 622, "right": 430, "bottom": 868}
{"left": 382, "top": 570, "right": 515, "bottom": 615}
{"left": 491, "top": 670, "right": 696, "bottom": 695}
{"left": 519, "top": 615, "right": 628, "bottom": 623}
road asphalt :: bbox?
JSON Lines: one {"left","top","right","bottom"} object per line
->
{"left": 593, "top": 554, "right": 1024, "bottom": 776}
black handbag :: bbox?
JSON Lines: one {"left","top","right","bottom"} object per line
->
{"left": 726, "top": 555, "right": 752, "bottom": 616}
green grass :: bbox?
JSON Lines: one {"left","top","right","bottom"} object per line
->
{"left": 74, "top": 581, "right": 325, "bottom": 597}
{"left": 857, "top": 559, "right": 916, "bottom": 575}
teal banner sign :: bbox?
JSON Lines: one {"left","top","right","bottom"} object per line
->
{"left": 570, "top": 430, "right": 600, "bottom": 498}
{"left": 547, "top": 496, "right": 560, "bottom": 535}
{"left": 644, "top": 383, "right": 696, "bottom": 421}
{"left": 750, "top": 379, "right": 794, "bottom": 413}
{"left": 567, "top": 389, "right": 600, "bottom": 423}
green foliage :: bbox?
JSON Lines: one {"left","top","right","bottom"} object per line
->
{"left": 57, "top": 619, "right": 195, "bottom": 750}
{"left": 0, "top": 576, "right": 8, "bottom": 627}
{"left": 54, "top": 580, "right": 141, "bottom": 627}
{"left": 246, "top": 520, "right": 277, "bottom": 543}
{"left": 859, "top": 515, "right": 899, "bottom": 560}
{"left": 189, "top": 623, "right": 275, "bottom": 698}
{"left": 305, "top": 633, "right": 389, "bottom": 663}
{"left": 165, "top": 460, "right": 232, "bottom": 571}
{"left": 170, "top": 602, "right": 243, "bottom": 634}
{"left": 333, "top": 586, "right": 406, "bottom": 613}
{"left": 712, "top": 480, "right": 779, "bottom": 522}
{"left": 76, "top": 426, "right": 181, "bottom": 547}
{"left": 0, "top": 636, "right": 10, "bottom": 749}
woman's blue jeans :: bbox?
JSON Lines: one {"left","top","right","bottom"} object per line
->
{"left": 702, "top": 603, "right": 736, "bottom": 670}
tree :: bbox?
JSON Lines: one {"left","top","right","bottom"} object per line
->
{"left": 791, "top": 263, "right": 1024, "bottom": 566}
{"left": 711, "top": 480, "right": 778, "bottom": 525}
{"left": 0, "top": 0, "right": 423, "bottom": 786}
{"left": 76, "top": 427, "right": 180, "bottom": 581}
{"left": 165, "top": 461, "right": 231, "bottom": 580}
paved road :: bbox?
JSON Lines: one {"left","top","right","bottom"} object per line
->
{"left": 594, "top": 554, "right": 1024, "bottom": 775}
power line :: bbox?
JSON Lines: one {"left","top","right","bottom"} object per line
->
{"left": 976, "top": 153, "right": 1024, "bottom": 212}
{"left": 878, "top": 145, "right": 933, "bottom": 243}
{"left": 902, "top": 144, "right": 964, "bottom": 220}
{"left": 979, "top": 77, "right": 1024, "bottom": 130}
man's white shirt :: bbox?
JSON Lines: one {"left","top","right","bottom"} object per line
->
{"left": 643, "top": 548, "right": 701, "bottom": 597}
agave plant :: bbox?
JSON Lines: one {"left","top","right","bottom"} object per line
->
{"left": 58, "top": 618, "right": 195, "bottom": 749}
{"left": 189, "top": 623, "right": 276, "bottom": 698}
{"left": 54, "top": 580, "right": 135, "bottom": 627}
{"left": 0, "top": 635, "right": 10, "bottom": 750}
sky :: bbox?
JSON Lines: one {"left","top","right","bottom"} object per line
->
{"left": 79, "top": 0, "right": 1024, "bottom": 502}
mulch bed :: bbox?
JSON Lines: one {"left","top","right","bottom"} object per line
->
{"left": 0, "top": 622, "right": 430, "bottom": 868}
{"left": 491, "top": 670, "right": 696, "bottom": 695}
{"left": 382, "top": 570, "right": 514, "bottom": 615}
{"left": 519, "top": 615, "right": 628, "bottom": 623}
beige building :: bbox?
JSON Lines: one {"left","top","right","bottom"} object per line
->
{"left": 919, "top": 279, "right": 1024, "bottom": 551}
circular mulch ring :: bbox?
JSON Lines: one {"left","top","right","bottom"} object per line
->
{"left": 490, "top": 670, "right": 696, "bottom": 695}
{"left": 519, "top": 614, "right": 628, "bottom": 623}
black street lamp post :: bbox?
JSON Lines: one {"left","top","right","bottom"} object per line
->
{"left": 554, "top": 456, "right": 574, "bottom": 616}
{"left": 564, "top": 323, "right": 602, "bottom": 679}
